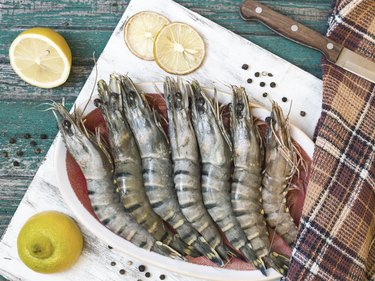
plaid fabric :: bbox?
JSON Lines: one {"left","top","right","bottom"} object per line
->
{"left": 286, "top": 0, "right": 375, "bottom": 280}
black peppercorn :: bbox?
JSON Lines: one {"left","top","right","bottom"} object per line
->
{"left": 13, "top": 160, "right": 20, "bottom": 167}
{"left": 300, "top": 111, "right": 306, "bottom": 117}
{"left": 16, "top": 150, "right": 24, "bottom": 156}
{"left": 145, "top": 272, "right": 151, "bottom": 278}
{"left": 160, "top": 274, "right": 166, "bottom": 280}
{"left": 260, "top": 82, "right": 266, "bottom": 87}
{"left": 119, "top": 269, "right": 125, "bottom": 275}
{"left": 262, "top": 92, "right": 268, "bottom": 97}
{"left": 23, "top": 133, "right": 31, "bottom": 139}
{"left": 9, "top": 138, "right": 16, "bottom": 144}
{"left": 110, "top": 261, "right": 116, "bottom": 266}
{"left": 254, "top": 72, "right": 260, "bottom": 77}
{"left": 246, "top": 78, "right": 252, "bottom": 84}
{"left": 108, "top": 245, "right": 113, "bottom": 249}
{"left": 138, "top": 265, "right": 146, "bottom": 272}
{"left": 2, "top": 151, "right": 9, "bottom": 158}
{"left": 270, "top": 82, "right": 276, "bottom": 88}
{"left": 282, "top": 97, "right": 288, "bottom": 102}
{"left": 241, "top": 64, "right": 249, "bottom": 70}
{"left": 30, "top": 141, "right": 37, "bottom": 147}
{"left": 34, "top": 148, "right": 42, "bottom": 154}
{"left": 268, "top": 73, "right": 273, "bottom": 77}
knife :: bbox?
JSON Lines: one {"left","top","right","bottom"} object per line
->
{"left": 240, "top": 0, "right": 375, "bottom": 83}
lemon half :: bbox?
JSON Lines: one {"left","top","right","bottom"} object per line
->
{"left": 9, "top": 27, "right": 72, "bottom": 89}
{"left": 124, "top": 11, "right": 170, "bottom": 60}
{"left": 154, "top": 22, "right": 205, "bottom": 75}
{"left": 17, "top": 211, "right": 83, "bottom": 273}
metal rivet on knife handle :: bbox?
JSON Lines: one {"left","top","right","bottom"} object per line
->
{"left": 255, "top": 7, "right": 262, "bottom": 13}
{"left": 291, "top": 25, "right": 298, "bottom": 32}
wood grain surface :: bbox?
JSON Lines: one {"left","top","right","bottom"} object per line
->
{"left": 0, "top": 1, "right": 331, "bottom": 280}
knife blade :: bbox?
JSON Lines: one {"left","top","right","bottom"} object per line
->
{"left": 240, "top": 0, "right": 375, "bottom": 83}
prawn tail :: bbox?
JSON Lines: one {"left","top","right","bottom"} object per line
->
{"left": 265, "top": 252, "right": 289, "bottom": 276}
{"left": 240, "top": 245, "right": 268, "bottom": 276}
{"left": 193, "top": 237, "right": 225, "bottom": 267}
{"left": 170, "top": 235, "right": 200, "bottom": 257}
{"left": 152, "top": 241, "right": 186, "bottom": 261}
{"left": 216, "top": 244, "right": 241, "bottom": 262}
{"left": 226, "top": 244, "right": 246, "bottom": 260}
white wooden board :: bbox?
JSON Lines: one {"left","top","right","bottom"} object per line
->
{"left": 0, "top": 0, "right": 323, "bottom": 280}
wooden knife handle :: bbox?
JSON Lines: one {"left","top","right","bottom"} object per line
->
{"left": 240, "top": 0, "right": 343, "bottom": 63}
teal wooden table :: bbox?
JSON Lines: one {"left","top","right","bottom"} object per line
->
{"left": 0, "top": 0, "right": 330, "bottom": 280}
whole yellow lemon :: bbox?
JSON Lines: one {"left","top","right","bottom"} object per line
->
{"left": 17, "top": 211, "right": 83, "bottom": 273}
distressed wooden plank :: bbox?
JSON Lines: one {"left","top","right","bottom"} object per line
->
{"left": 178, "top": 0, "right": 330, "bottom": 34}
{"left": 0, "top": 64, "right": 91, "bottom": 99}
{"left": 0, "top": 27, "right": 326, "bottom": 66}
{"left": 0, "top": 26, "right": 329, "bottom": 67}
{"left": 0, "top": 0, "right": 329, "bottom": 32}
{"left": 0, "top": 29, "right": 325, "bottom": 67}
{"left": 0, "top": 100, "right": 73, "bottom": 177}
{"left": 0, "top": 0, "right": 129, "bottom": 29}
{"left": 0, "top": 177, "right": 31, "bottom": 239}
{"left": 0, "top": 30, "right": 113, "bottom": 64}
{"left": 0, "top": 177, "right": 29, "bottom": 281}
{"left": 0, "top": 33, "right": 323, "bottom": 100}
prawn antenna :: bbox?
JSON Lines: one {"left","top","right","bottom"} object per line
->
{"left": 152, "top": 109, "right": 170, "bottom": 145}
{"left": 81, "top": 51, "right": 98, "bottom": 118}
{"left": 285, "top": 100, "right": 293, "bottom": 122}
{"left": 94, "top": 127, "right": 113, "bottom": 166}
{"left": 153, "top": 82, "right": 166, "bottom": 103}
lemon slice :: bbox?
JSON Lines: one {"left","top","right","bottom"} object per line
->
{"left": 124, "top": 11, "right": 170, "bottom": 60}
{"left": 154, "top": 22, "right": 205, "bottom": 75}
{"left": 9, "top": 27, "right": 72, "bottom": 89}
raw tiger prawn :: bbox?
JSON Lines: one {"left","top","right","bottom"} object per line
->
{"left": 262, "top": 101, "right": 300, "bottom": 247}
{"left": 52, "top": 74, "right": 305, "bottom": 276}
{"left": 230, "top": 86, "right": 289, "bottom": 275}
{"left": 164, "top": 77, "right": 231, "bottom": 263}
{"left": 120, "top": 75, "right": 224, "bottom": 266}
{"left": 190, "top": 80, "right": 267, "bottom": 275}
{"left": 95, "top": 75, "right": 193, "bottom": 257}
{"left": 51, "top": 102, "right": 183, "bottom": 260}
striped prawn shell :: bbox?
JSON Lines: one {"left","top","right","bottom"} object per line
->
{"left": 190, "top": 81, "right": 267, "bottom": 275}
{"left": 52, "top": 102, "right": 182, "bottom": 260}
{"left": 96, "top": 77, "right": 188, "bottom": 256}
{"left": 230, "top": 86, "right": 271, "bottom": 260}
{"left": 120, "top": 75, "right": 223, "bottom": 265}
{"left": 262, "top": 101, "right": 299, "bottom": 246}
{"left": 164, "top": 77, "right": 228, "bottom": 263}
